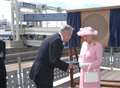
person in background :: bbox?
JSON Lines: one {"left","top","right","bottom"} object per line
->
{"left": 30, "top": 25, "right": 75, "bottom": 88}
{"left": 77, "top": 26, "right": 103, "bottom": 88}
{"left": 0, "top": 40, "right": 7, "bottom": 88}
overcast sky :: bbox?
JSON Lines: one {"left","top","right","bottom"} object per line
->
{"left": 0, "top": 0, "right": 120, "bottom": 22}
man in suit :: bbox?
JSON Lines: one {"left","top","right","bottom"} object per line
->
{"left": 30, "top": 25, "right": 74, "bottom": 88}
{"left": 0, "top": 40, "right": 7, "bottom": 88}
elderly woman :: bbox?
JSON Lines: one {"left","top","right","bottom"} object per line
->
{"left": 77, "top": 27, "right": 103, "bottom": 88}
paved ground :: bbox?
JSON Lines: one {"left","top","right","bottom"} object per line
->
{"left": 55, "top": 81, "right": 79, "bottom": 88}
{"left": 54, "top": 81, "right": 117, "bottom": 88}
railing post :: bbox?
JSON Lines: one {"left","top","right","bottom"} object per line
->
{"left": 17, "top": 57, "right": 23, "bottom": 88}
{"left": 110, "top": 47, "right": 113, "bottom": 70}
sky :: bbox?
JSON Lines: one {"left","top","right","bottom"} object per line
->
{"left": 0, "top": 0, "right": 11, "bottom": 21}
{"left": 0, "top": 0, "right": 120, "bottom": 22}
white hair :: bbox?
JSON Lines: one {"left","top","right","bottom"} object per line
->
{"left": 60, "top": 25, "right": 73, "bottom": 33}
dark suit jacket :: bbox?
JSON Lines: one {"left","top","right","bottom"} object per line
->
{"left": 30, "top": 33, "right": 69, "bottom": 86}
{"left": 0, "top": 40, "right": 6, "bottom": 87}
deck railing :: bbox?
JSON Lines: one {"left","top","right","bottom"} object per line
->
{"left": 6, "top": 48, "right": 120, "bottom": 88}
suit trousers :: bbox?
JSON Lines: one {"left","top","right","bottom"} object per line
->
{"left": 0, "top": 66, "right": 6, "bottom": 88}
{"left": 35, "top": 80, "right": 53, "bottom": 88}
{"left": 0, "top": 74, "right": 6, "bottom": 88}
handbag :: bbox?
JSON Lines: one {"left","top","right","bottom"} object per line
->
{"left": 84, "top": 72, "right": 99, "bottom": 83}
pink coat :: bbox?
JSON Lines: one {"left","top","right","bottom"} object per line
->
{"left": 79, "top": 41, "right": 103, "bottom": 88}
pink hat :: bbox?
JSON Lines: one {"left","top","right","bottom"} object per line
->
{"left": 77, "top": 26, "right": 98, "bottom": 36}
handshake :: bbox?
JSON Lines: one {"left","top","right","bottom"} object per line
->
{"left": 67, "top": 61, "right": 90, "bottom": 70}
{"left": 67, "top": 61, "right": 80, "bottom": 70}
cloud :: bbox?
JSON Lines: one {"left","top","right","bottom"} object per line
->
{"left": 0, "top": 1, "right": 11, "bottom": 21}
{"left": 39, "top": 0, "right": 104, "bottom": 9}
{"left": 0, "top": 0, "right": 120, "bottom": 22}
{"left": 91, "top": 0, "right": 120, "bottom": 6}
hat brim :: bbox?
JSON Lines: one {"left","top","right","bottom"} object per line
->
{"left": 77, "top": 30, "right": 98, "bottom": 36}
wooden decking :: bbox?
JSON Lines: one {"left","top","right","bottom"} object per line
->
{"left": 101, "top": 70, "right": 120, "bottom": 81}
{"left": 55, "top": 81, "right": 120, "bottom": 88}
{"left": 55, "top": 70, "right": 120, "bottom": 88}
{"left": 101, "top": 70, "right": 120, "bottom": 87}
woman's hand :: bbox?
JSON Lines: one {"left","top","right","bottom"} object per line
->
{"left": 87, "top": 63, "right": 92, "bottom": 71}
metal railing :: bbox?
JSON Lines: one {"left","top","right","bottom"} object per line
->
{"left": 6, "top": 48, "right": 120, "bottom": 88}
{"left": 6, "top": 50, "right": 71, "bottom": 88}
